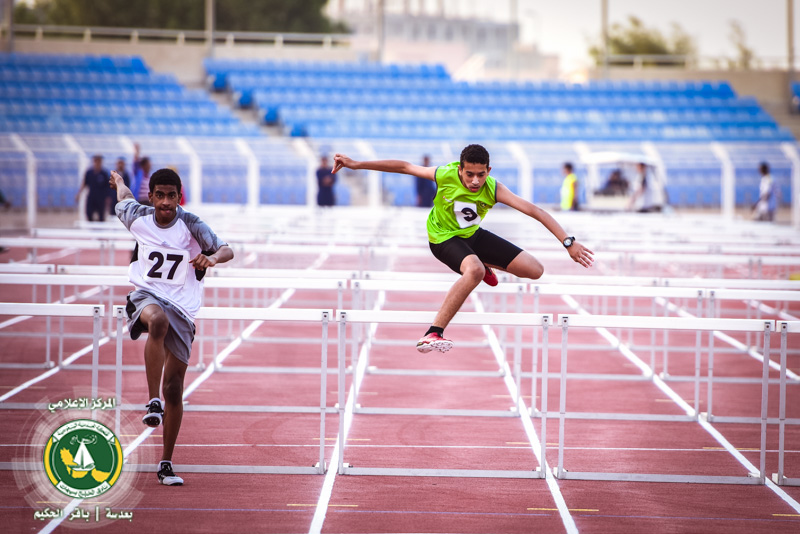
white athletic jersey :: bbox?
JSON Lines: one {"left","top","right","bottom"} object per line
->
{"left": 116, "top": 198, "right": 227, "bottom": 320}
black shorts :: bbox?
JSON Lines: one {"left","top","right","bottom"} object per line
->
{"left": 429, "top": 227, "right": 524, "bottom": 274}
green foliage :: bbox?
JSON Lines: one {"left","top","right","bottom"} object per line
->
{"left": 12, "top": 0, "right": 347, "bottom": 33}
{"left": 589, "top": 16, "right": 697, "bottom": 67}
{"left": 727, "top": 20, "right": 754, "bottom": 69}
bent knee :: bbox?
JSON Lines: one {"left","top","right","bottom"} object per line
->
{"left": 460, "top": 259, "right": 485, "bottom": 283}
{"left": 147, "top": 313, "right": 170, "bottom": 339}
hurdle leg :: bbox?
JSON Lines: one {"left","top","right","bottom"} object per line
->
{"left": 115, "top": 307, "right": 124, "bottom": 436}
{"left": 337, "top": 312, "right": 347, "bottom": 474}
{"left": 45, "top": 284, "right": 52, "bottom": 368}
{"left": 539, "top": 317, "right": 549, "bottom": 477}
{"left": 318, "top": 312, "right": 330, "bottom": 474}
{"left": 707, "top": 332, "right": 715, "bottom": 421}
{"left": 91, "top": 306, "right": 102, "bottom": 415}
{"left": 759, "top": 322, "right": 772, "bottom": 484}
{"left": 775, "top": 323, "right": 787, "bottom": 484}
{"left": 557, "top": 316, "right": 569, "bottom": 478}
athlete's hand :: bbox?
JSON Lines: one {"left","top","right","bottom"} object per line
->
{"left": 332, "top": 154, "right": 355, "bottom": 174}
{"left": 190, "top": 254, "right": 217, "bottom": 270}
{"left": 109, "top": 170, "right": 121, "bottom": 189}
{"left": 568, "top": 242, "right": 594, "bottom": 268}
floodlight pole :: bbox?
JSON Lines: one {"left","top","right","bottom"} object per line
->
{"left": 2, "top": 0, "right": 13, "bottom": 53}
{"left": 377, "top": 0, "right": 385, "bottom": 63}
{"left": 205, "top": 0, "right": 215, "bottom": 58}
{"left": 788, "top": 0, "right": 795, "bottom": 87}
{"left": 602, "top": 0, "right": 609, "bottom": 78}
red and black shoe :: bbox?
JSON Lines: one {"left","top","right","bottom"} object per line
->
{"left": 483, "top": 265, "right": 498, "bottom": 286}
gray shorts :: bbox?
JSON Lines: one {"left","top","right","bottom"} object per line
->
{"left": 125, "top": 290, "right": 195, "bottom": 365}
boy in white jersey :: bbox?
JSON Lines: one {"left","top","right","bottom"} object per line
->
{"left": 332, "top": 144, "right": 593, "bottom": 352}
{"left": 110, "top": 168, "right": 234, "bottom": 485}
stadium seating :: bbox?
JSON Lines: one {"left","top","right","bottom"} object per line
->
{"left": 0, "top": 53, "right": 259, "bottom": 137}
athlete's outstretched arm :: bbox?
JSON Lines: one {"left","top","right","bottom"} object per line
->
{"left": 496, "top": 182, "right": 594, "bottom": 268}
{"left": 332, "top": 153, "right": 436, "bottom": 181}
{"left": 109, "top": 170, "right": 135, "bottom": 202}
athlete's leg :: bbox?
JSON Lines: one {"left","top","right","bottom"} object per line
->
{"left": 137, "top": 304, "right": 169, "bottom": 400}
{"left": 432, "top": 254, "right": 484, "bottom": 329}
{"left": 490, "top": 250, "right": 544, "bottom": 280}
{"left": 160, "top": 349, "right": 187, "bottom": 462}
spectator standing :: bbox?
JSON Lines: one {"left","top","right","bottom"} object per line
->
{"left": 316, "top": 155, "right": 336, "bottom": 207}
{"left": 753, "top": 161, "right": 776, "bottom": 221}
{"left": 130, "top": 143, "right": 153, "bottom": 205}
{"left": 76, "top": 154, "right": 111, "bottom": 221}
{"left": 109, "top": 157, "right": 131, "bottom": 215}
{"left": 560, "top": 162, "right": 579, "bottom": 211}
{"left": 416, "top": 154, "right": 436, "bottom": 207}
{"left": 628, "top": 162, "right": 665, "bottom": 213}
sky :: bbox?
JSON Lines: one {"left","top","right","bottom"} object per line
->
{"left": 341, "top": 0, "right": 800, "bottom": 74}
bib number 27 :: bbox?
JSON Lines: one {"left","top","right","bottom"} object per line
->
{"left": 141, "top": 245, "right": 189, "bottom": 285}
{"left": 454, "top": 201, "right": 481, "bottom": 229}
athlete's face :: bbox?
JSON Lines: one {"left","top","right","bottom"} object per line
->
{"left": 458, "top": 162, "right": 491, "bottom": 193}
{"left": 150, "top": 184, "right": 181, "bottom": 224}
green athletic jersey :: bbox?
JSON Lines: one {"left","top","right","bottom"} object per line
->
{"left": 426, "top": 161, "right": 497, "bottom": 244}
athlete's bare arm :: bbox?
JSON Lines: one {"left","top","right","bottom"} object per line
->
{"left": 109, "top": 170, "right": 135, "bottom": 202}
{"left": 332, "top": 154, "right": 436, "bottom": 182}
{"left": 496, "top": 182, "right": 594, "bottom": 268}
{"left": 190, "top": 245, "right": 234, "bottom": 270}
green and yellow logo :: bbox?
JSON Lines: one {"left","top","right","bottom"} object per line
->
{"left": 43, "top": 420, "right": 123, "bottom": 499}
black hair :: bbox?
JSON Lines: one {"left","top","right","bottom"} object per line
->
{"left": 759, "top": 162, "right": 770, "bottom": 174}
{"left": 149, "top": 168, "right": 182, "bottom": 194}
{"left": 459, "top": 144, "right": 490, "bottom": 168}
{"left": 563, "top": 162, "right": 573, "bottom": 172}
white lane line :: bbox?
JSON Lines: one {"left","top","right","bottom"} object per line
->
{"left": 308, "top": 291, "right": 385, "bottom": 534}
{"left": 472, "top": 294, "right": 578, "bottom": 534}
{"left": 745, "top": 299, "right": 799, "bottom": 323}
{"left": 561, "top": 294, "right": 800, "bottom": 515}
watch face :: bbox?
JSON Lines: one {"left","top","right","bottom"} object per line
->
{"left": 563, "top": 237, "right": 573, "bottom": 247}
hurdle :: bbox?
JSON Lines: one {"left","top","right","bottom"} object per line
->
{"left": 553, "top": 313, "right": 775, "bottom": 485}
{"left": 334, "top": 308, "right": 552, "bottom": 478}
{"left": 0, "top": 302, "right": 104, "bottom": 402}
{"left": 0, "top": 273, "right": 346, "bottom": 370}
{"left": 112, "top": 305, "right": 335, "bottom": 475}
{"left": 773, "top": 320, "right": 800, "bottom": 487}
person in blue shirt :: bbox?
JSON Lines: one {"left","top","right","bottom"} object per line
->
{"left": 316, "top": 155, "right": 336, "bottom": 207}
{"left": 76, "top": 155, "right": 111, "bottom": 221}
{"left": 109, "top": 156, "right": 131, "bottom": 215}
{"left": 416, "top": 154, "right": 436, "bottom": 207}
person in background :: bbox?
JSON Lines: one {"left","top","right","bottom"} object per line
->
{"left": 76, "top": 154, "right": 111, "bottom": 221}
{"left": 109, "top": 157, "right": 131, "bottom": 215}
{"left": 130, "top": 143, "right": 153, "bottom": 205}
{"left": 753, "top": 161, "right": 776, "bottom": 222}
{"left": 560, "top": 162, "right": 579, "bottom": 211}
{"left": 628, "top": 162, "right": 665, "bottom": 213}
{"left": 416, "top": 154, "right": 436, "bottom": 207}
{"left": 316, "top": 155, "right": 336, "bottom": 207}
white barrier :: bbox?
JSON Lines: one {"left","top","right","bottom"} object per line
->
{"left": 774, "top": 320, "right": 800, "bottom": 487}
{"left": 334, "top": 309, "right": 553, "bottom": 478}
{"left": 554, "top": 314, "right": 775, "bottom": 485}
{"left": 111, "top": 304, "right": 334, "bottom": 475}
{"left": 0, "top": 302, "right": 103, "bottom": 395}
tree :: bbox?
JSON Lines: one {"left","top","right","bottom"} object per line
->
{"left": 727, "top": 20, "right": 754, "bottom": 70}
{"left": 13, "top": 0, "right": 347, "bottom": 33}
{"left": 589, "top": 16, "right": 697, "bottom": 67}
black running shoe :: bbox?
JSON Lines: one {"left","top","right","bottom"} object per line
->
{"left": 142, "top": 399, "right": 164, "bottom": 427}
{"left": 157, "top": 461, "right": 184, "bottom": 486}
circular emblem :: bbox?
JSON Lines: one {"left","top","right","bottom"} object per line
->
{"left": 43, "top": 419, "right": 123, "bottom": 499}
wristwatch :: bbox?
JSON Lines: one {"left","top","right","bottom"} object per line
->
{"left": 562, "top": 236, "right": 575, "bottom": 248}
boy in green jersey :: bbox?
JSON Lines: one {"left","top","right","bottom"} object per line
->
{"left": 332, "top": 144, "right": 594, "bottom": 353}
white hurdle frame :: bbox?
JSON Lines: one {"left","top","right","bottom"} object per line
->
{"left": 335, "top": 308, "right": 552, "bottom": 479}
{"left": 0, "top": 302, "right": 104, "bottom": 406}
{"left": 112, "top": 305, "right": 334, "bottom": 475}
{"left": 555, "top": 313, "right": 775, "bottom": 485}
{"left": 774, "top": 320, "right": 800, "bottom": 487}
